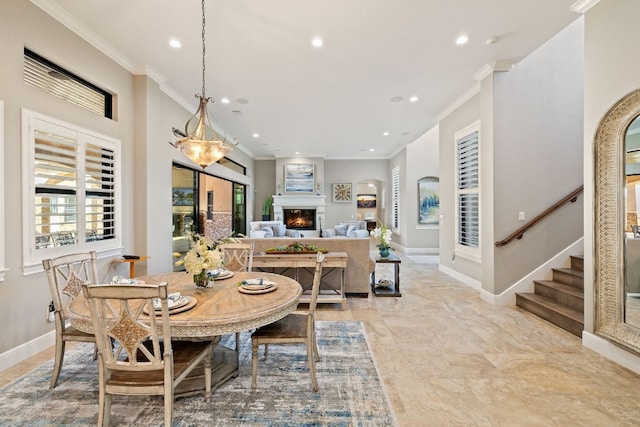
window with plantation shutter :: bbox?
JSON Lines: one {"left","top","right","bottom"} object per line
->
{"left": 391, "top": 166, "right": 400, "bottom": 231}
{"left": 455, "top": 122, "right": 480, "bottom": 260}
{"left": 23, "top": 110, "right": 121, "bottom": 273}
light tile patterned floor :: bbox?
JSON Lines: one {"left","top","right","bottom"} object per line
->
{"left": 3, "top": 249, "right": 640, "bottom": 426}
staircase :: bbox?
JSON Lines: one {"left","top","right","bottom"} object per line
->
{"left": 515, "top": 255, "right": 584, "bottom": 337}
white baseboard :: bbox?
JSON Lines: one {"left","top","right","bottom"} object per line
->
{"left": 0, "top": 330, "right": 55, "bottom": 372}
{"left": 491, "top": 238, "right": 584, "bottom": 306}
{"left": 439, "top": 264, "right": 482, "bottom": 290}
{"left": 583, "top": 331, "right": 640, "bottom": 375}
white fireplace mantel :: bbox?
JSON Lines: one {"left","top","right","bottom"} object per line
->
{"left": 273, "top": 195, "right": 326, "bottom": 237}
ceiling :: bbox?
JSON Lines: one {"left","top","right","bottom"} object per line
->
{"left": 35, "top": 0, "right": 581, "bottom": 159}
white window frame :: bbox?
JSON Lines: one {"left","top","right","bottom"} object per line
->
{"left": 391, "top": 166, "right": 400, "bottom": 232}
{"left": 0, "top": 100, "right": 6, "bottom": 281}
{"left": 454, "top": 120, "right": 481, "bottom": 262}
{"left": 21, "top": 109, "right": 122, "bottom": 275}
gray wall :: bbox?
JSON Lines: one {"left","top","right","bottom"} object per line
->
{"left": 439, "top": 18, "right": 583, "bottom": 295}
{"left": 583, "top": 0, "right": 640, "bottom": 344}
{"left": 439, "top": 93, "right": 483, "bottom": 283}
{"left": 0, "top": 2, "right": 256, "bottom": 356}
{"left": 405, "top": 125, "right": 440, "bottom": 252}
{"left": 491, "top": 18, "right": 584, "bottom": 294}
{"left": 0, "top": 1, "right": 135, "bottom": 354}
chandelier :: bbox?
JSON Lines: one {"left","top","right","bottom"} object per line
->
{"left": 170, "top": 0, "right": 238, "bottom": 169}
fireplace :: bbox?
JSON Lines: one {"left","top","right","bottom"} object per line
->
{"left": 283, "top": 208, "right": 317, "bottom": 230}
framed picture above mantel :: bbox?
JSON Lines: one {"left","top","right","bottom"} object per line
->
{"left": 284, "top": 163, "right": 314, "bottom": 193}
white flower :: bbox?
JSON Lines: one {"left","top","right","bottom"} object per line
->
{"left": 371, "top": 224, "right": 392, "bottom": 248}
{"left": 174, "top": 234, "right": 223, "bottom": 275}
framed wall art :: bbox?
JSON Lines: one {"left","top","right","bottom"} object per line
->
{"left": 284, "top": 163, "right": 315, "bottom": 193}
{"left": 418, "top": 176, "right": 439, "bottom": 225}
{"left": 332, "top": 183, "right": 352, "bottom": 202}
{"left": 356, "top": 194, "right": 377, "bottom": 208}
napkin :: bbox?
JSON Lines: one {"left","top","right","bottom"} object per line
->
{"left": 153, "top": 292, "right": 183, "bottom": 309}
{"left": 241, "top": 278, "right": 276, "bottom": 288}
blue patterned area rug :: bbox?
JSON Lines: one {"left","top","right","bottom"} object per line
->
{"left": 0, "top": 321, "right": 397, "bottom": 426}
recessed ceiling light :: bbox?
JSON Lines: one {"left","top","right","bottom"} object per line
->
{"left": 311, "top": 37, "right": 323, "bottom": 48}
{"left": 383, "top": 132, "right": 389, "bottom": 136}
{"left": 409, "top": 95, "right": 418, "bottom": 102}
{"left": 295, "top": 151, "right": 300, "bottom": 155}
{"left": 220, "top": 97, "right": 230, "bottom": 104}
{"left": 369, "top": 148, "right": 375, "bottom": 152}
{"left": 252, "top": 133, "right": 259, "bottom": 138}
{"left": 390, "top": 96, "right": 403, "bottom": 103}
{"left": 456, "top": 35, "right": 469, "bottom": 45}
{"left": 169, "top": 39, "right": 181, "bottom": 48}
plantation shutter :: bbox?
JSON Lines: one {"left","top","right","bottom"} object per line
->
{"left": 35, "top": 130, "right": 79, "bottom": 248}
{"left": 392, "top": 167, "right": 400, "bottom": 230}
{"left": 84, "top": 140, "right": 116, "bottom": 242}
{"left": 456, "top": 130, "right": 479, "bottom": 248}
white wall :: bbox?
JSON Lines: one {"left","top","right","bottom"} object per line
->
{"left": 583, "top": 0, "right": 640, "bottom": 366}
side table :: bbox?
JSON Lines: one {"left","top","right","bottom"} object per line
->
{"left": 371, "top": 253, "right": 401, "bottom": 297}
{"left": 114, "top": 256, "right": 149, "bottom": 278}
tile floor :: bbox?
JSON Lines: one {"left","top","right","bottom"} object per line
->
{"left": 2, "top": 251, "right": 640, "bottom": 426}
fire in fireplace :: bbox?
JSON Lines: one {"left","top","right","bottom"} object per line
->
{"left": 283, "top": 208, "right": 316, "bottom": 230}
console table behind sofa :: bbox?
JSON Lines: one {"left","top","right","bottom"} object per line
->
{"left": 243, "top": 237, "right": 373, "bottom": 298}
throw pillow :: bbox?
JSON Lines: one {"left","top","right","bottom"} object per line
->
{"left": 334, "top": 224, "right": 348, "bottom": 236}
{"left": 274, "top": 224, "right": 287, "bottom": 237}
{"left": 251, "top": 230, "right": 266, "bottom": 238}
{"left": 285, "top": 229, "right": 301, "bottom": 238}
{"left": 261, "top": 226, "right": 274, "bottom": 238}
{"left": 346, "top": 225, "right": 357, "bottom": 237}
{"left": 321, "top": 229, "right": 336, "bottom": 238}
{"left": 352, "top": 229, "right": 370, "bottom": 238}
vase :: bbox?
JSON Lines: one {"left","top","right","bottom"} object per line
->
{"left": 194, "top": 271, "right": 208, "bottom": 289}
{"left": 379, "top": 246, "right": 390, "bottom": 258}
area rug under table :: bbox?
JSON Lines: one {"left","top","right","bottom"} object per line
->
{"left": 0, "top": 321, "right": 397, "bottom": 426}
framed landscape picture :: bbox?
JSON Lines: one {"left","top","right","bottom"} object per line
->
{"left": 418, "top": 176, "right": 439, "bottom": 225}
{"left": 284, "top": 163, "right": 315, "bottom": 193}
{"left": 332, "top": 183, "right": 352, "bottom": 202}
{"left": 356, "top": 194, "right": 377, "bottom": 208}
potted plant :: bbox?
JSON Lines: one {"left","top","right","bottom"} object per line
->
{"left": 262, "top": 195, "right": 273, "bottom": 221}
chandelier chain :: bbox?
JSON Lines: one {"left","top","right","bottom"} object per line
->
{"left": 201, "top": 0, "right": 206, "bottom": 98}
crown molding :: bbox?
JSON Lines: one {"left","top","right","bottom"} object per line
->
{"left": 31, "top": 0, "right": 137, "bottom": 73}
{"left": 436, "top": 83, "right": 481, "bottom": 123}
{"left": 571, "top": 0, "right": 601, "bottom": 14}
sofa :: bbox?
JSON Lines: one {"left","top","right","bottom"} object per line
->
{"left": 321, "top": 220, "right": 370, "bottom": 238}
{"left": 242, "top": 237, "right": 373, "bottom": 297}
{"left": 249, "top": 220, "right": 302, "bottom": 238}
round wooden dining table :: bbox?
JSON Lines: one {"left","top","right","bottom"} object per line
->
{"left": 68, "top": 271, "right": 302, "bottom": 338}
{"left": 67, "top": 271, "right": 302, "bottom": 394}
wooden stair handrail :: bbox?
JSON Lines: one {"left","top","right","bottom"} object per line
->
{"left": 495, "top": 185, "right": 583, "bottom": 247}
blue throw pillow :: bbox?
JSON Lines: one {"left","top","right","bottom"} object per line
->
{"left": 262, "top": 226, "right": 274, "bottom": 238}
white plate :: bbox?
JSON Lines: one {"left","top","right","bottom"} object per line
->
{"left": 153, "top": 293, "right": 188, "bottom": 310}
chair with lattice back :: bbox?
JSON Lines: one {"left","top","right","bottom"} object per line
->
{"left": 251, "top": 252, "right": 325, "bottom": 391}
{"left": 82, "top": 282, "right": 213, "bottom": 427}
{"left": 43, "top": 251, "right": 99, "bottom": 389}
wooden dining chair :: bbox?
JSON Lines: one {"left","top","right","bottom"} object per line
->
{"left": 251, "top": 252, "right": 325, "bottom": 391}
{"left": 82, "top": 282, "right": 213, "bottom": 427}
{"left": 219, "top": 241, "right": 255, "bottom": 350}
{"left": 219, "top": 242, "right": 254, "bottom": 272}
{"left": 43, "top": 251, "right": 100, "bottom": 389}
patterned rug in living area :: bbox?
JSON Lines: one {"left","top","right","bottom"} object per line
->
{"left": 0, "top": 321, "right": 397, "bottom": 426}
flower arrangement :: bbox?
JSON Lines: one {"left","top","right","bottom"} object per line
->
{"left": 371, "top": 223, "right": 392, "bottom": 257}
{"left": 173, "top": 233, "right": 224, "bottom": 287}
